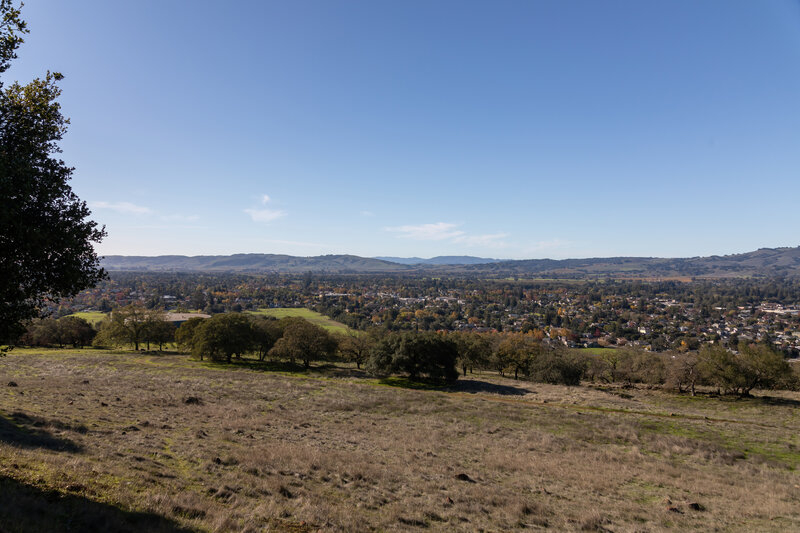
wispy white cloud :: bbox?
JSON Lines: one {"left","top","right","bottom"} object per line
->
{"left": 385, "top": 222, "right": 513, "bottom": 249}
{"left": 245, "top": 208, "right": 286, "bottom": 223}
{"left": 385, "top": 222, "right": 465, "bottom": 241}
{"left": 360, "top": 210, "right": 375, "bottom": 217}
{"left": 91, "top": 201, "right": 152, "bottom": 215}
{"left": 454, "top": 232, "right": 510, "bottom": 248}
{"left": 245, "top": 194, "right": 285, "bottom": 222}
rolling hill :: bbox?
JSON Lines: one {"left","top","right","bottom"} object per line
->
{"left": 101, "top": 247, "right": 800, "bottom": 278}
{"left": 374, "top": 255, "right": 500, "bottom": 265}
{"left": 101, "top": 254, "right": 410, "bottom": 273}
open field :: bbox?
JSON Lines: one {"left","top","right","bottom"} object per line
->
{"left": 247, "top": 308, "right": 351, "bottom": 334}
{"left": 67, "top": 311, "right": 108, "bottom": 325}
{"left": 1, "top": 351, "right": 799, "bottom": 532}
{"left": 576, "top": 347, "right": 618, "bottom": 356}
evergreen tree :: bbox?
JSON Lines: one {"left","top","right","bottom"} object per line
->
{"left": 0, "top": 1, "right": 105, "bottom": 346}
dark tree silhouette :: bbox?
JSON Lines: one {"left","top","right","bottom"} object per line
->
{"left": 0, "top": 1, "right": 105, "bottom": 345}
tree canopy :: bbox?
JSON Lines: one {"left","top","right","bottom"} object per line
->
{"left": 368, "top": 331, "right": 459, "bottom": 382}
{"left": 0, "top": 1, "right": 105, "bottom": 345}
{"left": 269, "top": 317, "right": 337, "bottom": 368}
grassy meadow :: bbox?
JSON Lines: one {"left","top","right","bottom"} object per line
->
{"left": 247, "top": 308, "right": 351, "bottom": 334}
{"left": 0, "top": 350, "right": 799, "bottom": 532}
{"left": 67, "top": 311, "right": 108, "bottom": 325}
{"left": 576, "top": 347, "right": 618, "bottom": 356}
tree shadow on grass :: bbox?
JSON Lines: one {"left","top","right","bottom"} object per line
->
{"left": 203, "top": 359, "right": 314, "bottom": 374}
{"left": 448, "top": 379, "right": 529, "bottom": 396}
{"left": 0, "top": 475, "right": 197, "bottom": 533}
{"left": 378, "top": 377, "right": 529, "bottom": 396}
{"left": 378, "top": 377, "right": 448, "bottom": 391}
{"left": 204, "top": 359, "right": 372, "bottom": 378}
{"left": 728, "top": 394, "right": 800, "bottom": 408}
{"left": 0, "top": 412, "right": 83, "bottom": 453}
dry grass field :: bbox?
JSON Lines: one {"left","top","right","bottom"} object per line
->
{"left": 1, "top": 350, "right": 799, "bottom": 532}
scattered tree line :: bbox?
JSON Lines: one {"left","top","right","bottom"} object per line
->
{"left": 15, "top": 306, "right": 799, "bottom": 396}
{"left": 18, "top": 305, "right": 176, "bottom": 351}
{"left": 174, "top": 313, "right": 798, "bottom": 395}
{"left": 168, "top": 314, "right": 585, "bottom": 385}
{"left": 584, "top": 344, "right": 798, "bottom": 396}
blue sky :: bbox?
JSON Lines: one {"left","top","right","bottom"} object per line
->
{"left": 8, "top": 1, "right": 800, "bottom": 259}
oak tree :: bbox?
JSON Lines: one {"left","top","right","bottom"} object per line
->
{"left": 269, "top": 317, "right": 337, "bottom": 368}
{"left": 0, "top": 1, "right": 105, "bottom": 345}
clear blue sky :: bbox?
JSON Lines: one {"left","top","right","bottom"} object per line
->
{"left": 8, "top": 1, "right": 800, "bottom": 259}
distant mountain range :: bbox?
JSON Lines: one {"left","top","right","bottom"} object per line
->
{"left": 101, "top": 247, "right": 800, "bottom": 278}
{"left": 101, "top": 254, "right": 407, "bottom": 273}
{"left": 373, "top": 256, "right": 499, "bottom": 265}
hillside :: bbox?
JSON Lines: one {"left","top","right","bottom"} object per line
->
{"left": 101, "top": 254, "right": 410, "bottom": 273}
{"left": 1, "top": 350, "right": 798, "bottom": 531}
{"left": 374, "top": 255, "right": 500, "bottom": 265}
{"left": 102, "top": 247, "right": 800, "bottom": 278}
{"left": 469, "top": 247, "right": 800, "bottom": 279}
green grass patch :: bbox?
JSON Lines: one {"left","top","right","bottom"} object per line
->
{"left": 68, "top": 311, "right": 108, "bottom": 325}
{"left": 247, "top": 308, "right": 351, "bottom": 333}
{"left": 576, "top": 347, "right": 617, "bottom": 355}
